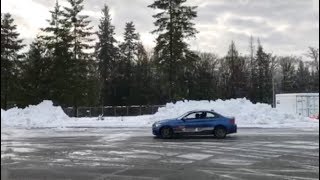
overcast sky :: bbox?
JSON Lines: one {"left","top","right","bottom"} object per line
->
{"left": 1, "top": 0, "right": 319, "bottom": 57}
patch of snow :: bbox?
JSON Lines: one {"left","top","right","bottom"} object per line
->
{"left": 177, "top": 153, "right": 213, "bottom": 160}
{"left": 8, "top": 147, "right": 37, "bottom": 153}
{"left": 52, "top": 159, "right": 70, "bottom": 163}
{"left": 1, "top": 99, "right": 318, "bottom": 129}
{"left": 69, "top": 150, "right": 93, "bottom": 156}
{"left": 1, "top": 153, "right": 16, "bottom": 159}
{"left": 264, "top": 144, "right": 318, "bottom": 150}
{"left": 285, "top": 141, "right": 317, "bottom": 145}
{"left": 210, "top": 158, "right": 257, "bottom": 166}
{"left": 160, "top": 159, "right": 194, "bottom": 164}
{"left": 153, "top": 99, "right": 319, "bottom": 128}
{"left": 124, "top": 154, "right": 161, "bottom": 160}
{"left": 108, "top": 151, "right": 134, "bottom": 155}
{"left": 1, "top": 100, "right": 68, "bottom": 128}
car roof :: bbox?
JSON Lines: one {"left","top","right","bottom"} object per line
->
{"left": 187, "top": 110, "right": 215, "bottom": 113}
{"left": 177, "top": 110, "right": 217, "bottom": 119}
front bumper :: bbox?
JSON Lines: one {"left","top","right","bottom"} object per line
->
{"left": 152, "top": 125, "right": 161, "bottom": 136}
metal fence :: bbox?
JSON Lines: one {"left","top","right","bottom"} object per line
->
{"left": 63, "top": 105, "right": 165, "bottom": 117}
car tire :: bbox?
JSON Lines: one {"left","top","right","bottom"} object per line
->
{"left": 214, "top": 126, "right": 227, "bottom": 139}
{"left": 160, "top": 127, "right": 173, "bottom": 139}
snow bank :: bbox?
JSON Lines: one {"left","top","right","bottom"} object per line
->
{"left": 153, "top": 98, "right": 318, "bottom": 128}
{"left": 1, "top": 99, "right": 318, "bottom": 129}
{"left": 63, "top": 115, "right": 155, "bottom": 128}
{"left": 1, "top": 100, "right": 68, "bottom": 128}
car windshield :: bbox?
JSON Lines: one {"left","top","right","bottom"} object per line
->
{"left": 177, "top": 112, "right": 190, "bottom": 119}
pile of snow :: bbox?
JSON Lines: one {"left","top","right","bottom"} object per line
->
{"left": 1, "top": 100, "right": 68, "bottom": 128}
{"left": 153, "top": 99, "right": 318, "bottom": 128}
{"left": 64, "top": 115, "right": 155, "bottom": 128}
{"left": 1, "top": 99, "right": 318, "bottom": 129}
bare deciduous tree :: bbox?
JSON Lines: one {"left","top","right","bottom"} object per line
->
{"left": 306, "top": 47, "right": 319, "bottom": 73}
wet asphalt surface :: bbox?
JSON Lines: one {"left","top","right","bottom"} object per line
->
{"left": 1, "top": 128, "right": 319, "bottom": 180}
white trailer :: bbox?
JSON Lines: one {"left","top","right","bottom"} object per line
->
{"left": 276, "top": 93, "right": 319, "bottom": 117}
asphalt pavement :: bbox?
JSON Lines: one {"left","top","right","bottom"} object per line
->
{"left": 1, "top": 128, "right": 319, "bottom": 180}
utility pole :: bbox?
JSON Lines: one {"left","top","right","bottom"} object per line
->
{"left": 272, "top": 76, "right": 275, "bottom": 108}
{"left": 271, "top": 56, "right": 277, "bottom": 108}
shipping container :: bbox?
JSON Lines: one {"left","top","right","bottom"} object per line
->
{"left": 275, "top": 93, "right": 319, "bottom": 117}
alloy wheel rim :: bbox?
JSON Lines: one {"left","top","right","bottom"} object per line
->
{"left": 217, "top": 129, "right": 225, "bottom": 136}
{"left": 162, "top": 129, "right": 170, "bottom": 136}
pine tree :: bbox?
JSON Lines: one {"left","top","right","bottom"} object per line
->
{"left": 1, "top": 13, "right": 24, "bottom": 109}
{"left": 40, "top": 1, "right": 74, "bottom": 106}
{"left": 120, "top": 22, "right": 140, "bottom": 63}
{"left": 41, "top": 0, "right": 72, "bottom": 50}
{"left": 95, "top": 4, "right": 119, "bottom": 105}
{"left": 63, "top": 0, "right": 94, "bottom": 61}
{"left": 191, "top": 52, "right": 218, "bottom": 100}
{"left": 310, "top": 70, "right": 319, "bottom": 92}
{"left": 20, "top": 37, "right": 51, "bottom": 105}
{"left": 255, "top": 43, "right": 272, "bottom": 103}
{"left": 149, "top": 0, "right": 198, "bottom": 101}
{"left": 63, "top": 0, "right": 97, "bottom": 107}
{"left": 131, "top": 43, "right": 153, "bottom": 104}
{"left": 117, "top": 22, "right": 140, "bottom": 105}
{"left": 296, "top": 60, "right": 311, "bottom": 92}
{"left": 279, "top": 56, "right": 296, "bottom": 93}
{"left": 248, "top": 36, "right": 258, "bottom": 101}
{"left": 225, "top": 41, "right": 247, "bottom": 98}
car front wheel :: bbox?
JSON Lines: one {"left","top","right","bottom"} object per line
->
{"left": 160, "top": 127, "right": 173, "bottom": 139}
{"left": 214, "top": 127, "right": 227, "bottom": 139}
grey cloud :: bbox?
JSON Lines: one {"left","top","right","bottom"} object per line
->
{"left": 5, "top": 0, "right": 319, "bottom": 56}
{"left": 197, "top": 0, "right": 315, "bottom": 23}
{"left": 32, "top": 0, "right": 56, "bottom": 8}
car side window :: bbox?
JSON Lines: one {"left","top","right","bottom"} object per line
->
{"left": 183, "top": 113, "right": 200, "bottom": 120}
{"left": 206, "top": 112, "right": 216, "bottom": 119}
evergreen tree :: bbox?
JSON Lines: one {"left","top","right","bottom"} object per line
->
{"left": 149, "top": 0, "right": 198, "bottom": 101}
{"left": 296, "top": 60, "right": 311, "bottom": 92}
{"left": 120, "top": 22, "right": 140, "bottom": 63}
{"left": 248, "top": 36, "right": 258, "bottom": 101}
{"left": 63, "top": 0, "right": 97, "bottom": 107}
{"left": 20, "top": 37, "right": 51, "bottom": 105}
{"left": 131, "top": 43, "right": 154, "bottom": 104}
{"left": 1, "top": 13, "right": 24, "bottom": 109}
{"left": 40, "top": 0, "right": 74, "bottom": 106}
{"left": 117, "top": 22, "right": 140, "bottom": 105}
{"left": 191, "top": 52, "right": 218, "bottom": 100}
{"left": 279, "top": 56, "right": 296, "bottom": 93}
{"left": 95, "top": 4, "right": 119, "bottom": 105}
{"left": 225, "top": 41, "right": 247, "bottom": 98}
{"left": 310, "top": 70, "right": 319, "bottom": 92}
{"left": 254, "top": 43, "right": 272, "bottom": 103}
{"left": 63, "top": 0, "right": 94, "bottom": 61}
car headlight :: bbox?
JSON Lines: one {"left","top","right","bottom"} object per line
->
{"left": 154, "top": 123, "right": 161, "bottom": 128}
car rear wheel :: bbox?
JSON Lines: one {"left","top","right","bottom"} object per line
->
{"left": 214, "top": 127, "right": 227, "bottom": 139}
{"left": 160, "top": 127, "right": 173, "bottom": 139}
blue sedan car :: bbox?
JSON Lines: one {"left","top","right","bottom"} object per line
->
{"left": 152, "top": 110, "right": 237, "bottom": 139}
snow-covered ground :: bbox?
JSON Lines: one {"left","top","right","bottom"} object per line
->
{"left": 1, "top": 99, "right": 319, "bottom": 129}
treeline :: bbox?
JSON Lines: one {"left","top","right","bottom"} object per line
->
{"left": 1, "top": 0, "right": 319, "bottom": 109}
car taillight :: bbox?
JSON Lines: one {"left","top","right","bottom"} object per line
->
{"left": 230, "top": 118, "right": 235, "bottom": 124}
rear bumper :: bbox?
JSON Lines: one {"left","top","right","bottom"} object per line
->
{"left": 228, "top": 125, "right": 237, "bottom": 134}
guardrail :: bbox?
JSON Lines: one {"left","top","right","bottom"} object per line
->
{"left": 63, "top": 105, "right": 165, "bottom": 117}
